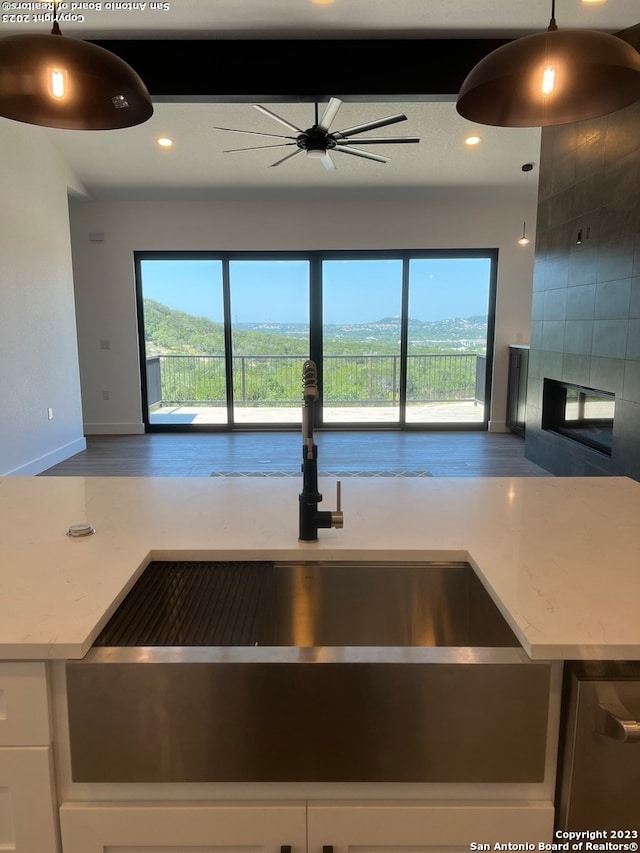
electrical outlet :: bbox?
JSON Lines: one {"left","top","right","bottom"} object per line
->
{"left": 47, "top": 407, "right": 54, "bottom": 420}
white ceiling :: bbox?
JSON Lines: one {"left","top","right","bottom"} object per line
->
{"left": 6, "top": 0, "right": 639, "bottom": 40}
{"left": 44, "top": 101, "right": 542, "bottom": 200}
{"left": 18, "top": 0, "right": 637, "bottom": 200}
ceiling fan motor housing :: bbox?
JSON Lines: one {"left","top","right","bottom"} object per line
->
{"left": 297, "top": 127, "right": 337, "bottom": 152}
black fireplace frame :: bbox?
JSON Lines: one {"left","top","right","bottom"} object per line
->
{"left": 541, "top": 379, "right": 615, "bottom": 457}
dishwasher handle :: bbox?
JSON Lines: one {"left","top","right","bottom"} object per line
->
{"left": 595, "top": 683, "right": 640, "bottom": 743}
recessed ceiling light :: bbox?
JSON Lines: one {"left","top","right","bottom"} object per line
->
{"left": 157, "top": 137, "right": 173, "bottom": 148}
{"left": 465, "top": 135, "right": 481, "bottom": 146}
{"left": 311, "top": 0, "right": 335, "bottom": 5}
{"left": 581, "top": 0, "right": 606, "bottom": 4}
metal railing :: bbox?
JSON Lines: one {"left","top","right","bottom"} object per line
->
{"left": 146, "top": 353, "right": 485, "bottom": 409}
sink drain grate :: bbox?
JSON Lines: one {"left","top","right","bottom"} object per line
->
{"left": 94, "top": 561, "right": 275, "bottom": 646}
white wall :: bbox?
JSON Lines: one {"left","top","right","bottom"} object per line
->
{"left": 69, "top": 187, "right": 538, "bottom": 434}
{"left": 0, "top": 119, "right": 86, "bottom": 475}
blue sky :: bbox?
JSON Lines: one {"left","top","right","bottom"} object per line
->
{"left": 140, "top": 257, "right": 491, "bottom": 325}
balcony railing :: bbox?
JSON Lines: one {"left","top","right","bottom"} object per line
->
{"left": 146, "top": 353, "right": 486, "bottom": 409}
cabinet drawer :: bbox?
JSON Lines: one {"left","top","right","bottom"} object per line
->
{"left": 0, "top": 663, "right": 50, "bottom": 745}
{"left": 60, "top": 801, "right": 307, "bottom": 853}
{"left": 308, "top": 801, "right": 555, "bottom": 847}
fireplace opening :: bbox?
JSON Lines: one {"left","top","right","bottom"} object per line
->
{"left": 542, "top": 379, "right": 615, "bottom": 456}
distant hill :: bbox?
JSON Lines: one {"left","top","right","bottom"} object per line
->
{"left": 143, "top": 299, "right": 487, "bottom": 356}
{"left": 143, "top": 300, "right": 308, "bottom": 357}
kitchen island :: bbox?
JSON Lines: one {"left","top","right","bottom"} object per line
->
{"left": 1, "top": 475, "right": 639, "bottom": 851}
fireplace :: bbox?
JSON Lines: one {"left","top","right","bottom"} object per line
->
{"left": 542, "top": 379, "right": 615, "bottom": 457}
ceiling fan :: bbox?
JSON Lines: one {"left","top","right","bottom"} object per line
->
{"left": 213, "top": 98, "right": 420, "bottom": 171}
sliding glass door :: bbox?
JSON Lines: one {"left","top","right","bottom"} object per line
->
{"left": 406, "top": 257, "right": 492, "bottom": 425}
{"left": 228, "top": 260, "right": 309, "bottom": 424}
{"left": 322, "top": 259, "right": 403, "bottom": 424}
{"left": 139, "top": 258, "right": 229, "bottom": 426}
{"left": 138, "top": 256, "right": 309, "bottom": 427}
{"left": 136, "top": 250, "right": 495, "bottom": 431}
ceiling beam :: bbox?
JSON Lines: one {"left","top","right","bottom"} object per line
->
{"left": 91, "top": 39, "right": 510, "bottom": 101}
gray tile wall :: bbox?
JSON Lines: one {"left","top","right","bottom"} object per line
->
{"left": 524, "top": 24, "right": 640, "bottom": 478}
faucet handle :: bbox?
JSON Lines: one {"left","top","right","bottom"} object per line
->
{"left": 331, "top": 480, "right": 344, "bottom": 529}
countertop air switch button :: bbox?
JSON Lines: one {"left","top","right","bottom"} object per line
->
{"left": 67, "top": 523, "right": 96, "bottom": 538}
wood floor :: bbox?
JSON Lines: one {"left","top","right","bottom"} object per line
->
{"left": 42, "top": 430, "right": 549, "bottom": 478}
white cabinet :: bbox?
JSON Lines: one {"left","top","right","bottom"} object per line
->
{"left": 60, "top": 800, "right": 554, "bottom": 852}
{"left": 0, "top": 746, "right": 60, "bottom": 853}
{"left": 60, "top": 801, "right": 307, "bottom": 853}
{"left": 0, "top": 663, "right": 60, "bottom": 853}
{"left": 308, "top": 801, "right": 554, "bottom": 850}
{"left": 0, "top": 662, "right": 50, "bottom": 746}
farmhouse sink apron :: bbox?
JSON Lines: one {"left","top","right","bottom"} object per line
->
{"left": 66, "top": 560, "right": 552, "bottom": 783}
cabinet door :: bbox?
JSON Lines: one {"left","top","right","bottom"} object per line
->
{"left": 0, "top": 746, "right": 60, "bottom": 853}
{"left": 307, "top": 801, "right": 554, "bottom": 851}
{"left": 0, "top": 662, "right": 50, "bottom": 746}
{"left": 60, "top": 801, "right": 307, "bottom": 853}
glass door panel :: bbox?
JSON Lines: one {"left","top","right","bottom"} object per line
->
{"left": 322, "top": 259, "right": 403, "bottom": 424}
{"left": 228, "top": 260, "right": 310, "bottom": 425}
{"left": 139, "top": 259, "right": 228, "bottom": 426}
{"left": 406, "top": 258, "right": 491, "bottom": 425}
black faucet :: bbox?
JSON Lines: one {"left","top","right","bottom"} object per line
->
{"left": 299, "top": 360, "right": 344, "bottom": 542}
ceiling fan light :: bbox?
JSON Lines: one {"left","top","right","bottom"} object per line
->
{"left": 456, "top": 28, "right": 640, "bottom": 127}
{"left": 306, "top": 148, "right": 327, "bottom": 159}
{"left": 0, "top": 31, "right": 153, "bottom": 130}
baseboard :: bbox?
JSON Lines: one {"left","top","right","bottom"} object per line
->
{"left": 488, "top": 419, "right": 509, "bottom": 433}
{"left": 4, "top": 437, "right": 87, "bottom": 477}
{"left": 83, "top": 422, "right": 145, "bottom": 435}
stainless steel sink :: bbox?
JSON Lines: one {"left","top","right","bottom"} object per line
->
{"left": 66, "top": 560, "right": 552, "bottom": 784}
{"left": 91, "top": 559, "right": 520, "bottom": 648}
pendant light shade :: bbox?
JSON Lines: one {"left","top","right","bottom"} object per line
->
{"left": 518, "top": 222, "right": 530, "bottom": 246}
{"left": 0, "top": 29, "right": 153, "bottom": 130}
{"left": 456, "top": 24, "right": 640, "bottom": 128}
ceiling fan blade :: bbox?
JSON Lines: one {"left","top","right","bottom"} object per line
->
{"left": 334, "top": 113, "right": 408, "bottom": 139}
{"left": 212, "top": 126, "right": 296, "bottom": 141}
{"left": 270, "top": 149, "right": 303, "bottom": 168}
{"left": 223, "top": 143, "right": 295, "bottom": 153}
{"left": 317, "top": 98, "right": 343, "bottom": 133}
{"left": 321, "top": 152, "right": 337, "bottom": 172}
{"left": 336, "top": 136, "right": 420, "bottom": 145}
{"left": 253, "top": 104, "right": 305, "bottom": 134}
{"left": 334, "top": 145, "right": 390, "bottom": 164}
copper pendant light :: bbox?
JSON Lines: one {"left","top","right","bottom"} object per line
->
{"left": 456, "top": 0, "right": 640, "bottom": 128}
{"left": 0, "top": 3, "right": 153, "bottom": 130}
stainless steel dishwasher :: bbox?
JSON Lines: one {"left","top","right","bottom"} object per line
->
{"left": 556, "top": 661, "right": 640, "bottom": 830}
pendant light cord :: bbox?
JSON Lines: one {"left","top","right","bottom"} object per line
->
{"left": 51, "top": 0, "right": 62, "bottom": 35}
{"left": 548, "top": 0, "right": 558, "bottom": 32}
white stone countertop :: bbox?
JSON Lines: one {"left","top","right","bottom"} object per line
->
{"left": 1, "top": 475, "right": 639, "bottom": 661}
